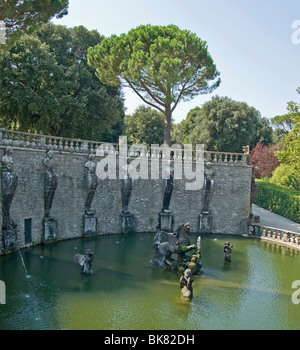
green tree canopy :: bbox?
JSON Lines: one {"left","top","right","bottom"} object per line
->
{"left": 87, "top": 24, "right": 220, "bottom": 145}
{"left": 125, "top": 105, "right": 165, "bottom": 145}
{"left": 0, "top": 23, "right": 125, "bottom": 140}
{"left": 172, "top": 106, "right": 199, "bottom": 145}
{"left": 269, "top": 88, "right": 300, "bottom": 191}
{"left": 271, "top": 101, "right": 298, "bottom": 133}
{"left": 275, "top": 98, "right": 300, "bottom": 173}
{"left": 175, "top": 96, "right": 273, "bottom": 153}
{"left": 0, "top": 0, "right": 69, "bottom": 45}
{"left": 271, "top": 100, "right": 299, "bottom": 144}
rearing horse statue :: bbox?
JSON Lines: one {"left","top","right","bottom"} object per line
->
{"left": 150, "top": 223, "right": 196, "bottom": 269}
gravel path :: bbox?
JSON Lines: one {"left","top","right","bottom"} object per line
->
{"left": 252, "top": 204, "right": 300, "bottom": 234}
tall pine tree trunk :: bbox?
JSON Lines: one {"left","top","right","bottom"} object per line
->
{"left": 164, "top": 106, "right": 172, "bottom": 146}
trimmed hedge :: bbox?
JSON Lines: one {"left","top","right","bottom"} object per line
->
{"left": 253, "top": 180, "right": 300, "bottom": 224}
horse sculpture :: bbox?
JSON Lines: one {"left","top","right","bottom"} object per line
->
{"left": 150, "top": 223, "right": 201, "bottom": 273}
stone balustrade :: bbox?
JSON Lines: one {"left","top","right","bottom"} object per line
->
{"left": 204, "top": 151, "right": 249, "bottom": 165}
{"left": 0, "top": 128, "right": 103, "bottom": 154}
{"left": 0, "top": 128, "right": 250, "bottom": 164}
{"left": 250, "top": 224, "right": 300, "bottom": 250}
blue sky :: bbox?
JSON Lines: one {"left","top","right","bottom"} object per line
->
{"left": 52, "top": 0, "right": 300, "bottom": 124}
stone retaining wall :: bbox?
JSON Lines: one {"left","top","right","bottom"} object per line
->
{"left": 0, "top": 129, "right": 254, "bottom": 252}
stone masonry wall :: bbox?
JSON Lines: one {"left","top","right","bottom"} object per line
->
{"left": 0, "top": 130, "right": 254, "bottom": 252}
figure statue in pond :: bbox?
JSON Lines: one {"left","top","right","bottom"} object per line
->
{"left": 224, "top": 242, "right": 233, "bottom": 262}
{"left": 180, "top": 269, "right": 194, "bottom": 298}
{"left": 43, "top": 150, "right": 58, "bottom": 217}
{"left": 187, "top": 236, "right": 202, "bottom": 274}
{"left": 1, "top": 147, "right": 18, "bottom": 250}
{"left": 74, "top": 248, "right": 94, "bottom": 274}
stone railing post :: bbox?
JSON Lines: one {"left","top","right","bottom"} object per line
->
{"left": 267, "top": 230, "right": 272, "bottom": 239}
{"left": 282, "top": 232, "right": 288, "bottom": 243}
{"left": 248, "top": 224, "right": 300, "bottom": 251}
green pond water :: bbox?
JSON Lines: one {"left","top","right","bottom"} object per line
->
{"left": 0, "top": 233, "right": 300, "bottom": 330}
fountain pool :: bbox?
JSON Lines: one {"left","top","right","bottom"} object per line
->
{"left": 0, "top": 233, "right": 300, "bottom": 330}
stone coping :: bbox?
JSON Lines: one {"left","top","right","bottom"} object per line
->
{"left": 0, "top": 128, "right": 250, "bottom": 165}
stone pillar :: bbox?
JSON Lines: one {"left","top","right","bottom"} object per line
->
{"left": 199, "top": 212, "right": 212, "bottom": 233}
{"left": 121, "top": 212, "right": 135, "bottom": 232}
{"left": 159, "top": 211, "right": 174, "bottom": 232}
{"left": 43, "top": 217, "right": 58, "bottom": 241}
{"left": 282, "top": 232, "right": 288, "bottom": 243}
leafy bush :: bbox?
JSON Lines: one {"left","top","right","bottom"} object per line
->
{"left": 250, "top": 142, "right": 279, "bottom": 178}
{"left": 270, "top": 163, "right": 300, "bottom": 191}
{"left": 253, "top": 180, "right": 300, "bottom": 223}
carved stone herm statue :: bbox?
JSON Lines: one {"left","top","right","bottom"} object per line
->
{"left": 121, "top": 174, "right": 136, "bottom": 232}
{"left": 1, "top": 146, "right": 14, "bottom": 170}
{"left": 43, "top": 151, "right": 58, "bottom": 243}
{"left": 121, "top": 176, "right": 132, "bottom": 214}
{"left": 203, "top": 178, "right": 213, "bottom": 212}
{"left": 1, "top": 147, "right": 18, "bottom": 250}
{"left": 83, "top": 154, "right": 99, "bottom": 235}
{"left": 162, "top": 162, "right": 174, "bottom": 212}
{"left": 43, "top": 150, "right": 58, "bottom": 217}
{"left": 1, "top": 147, "right": 18, "bottom": 221}
{"left": 158, "top": 161, "right": 174, "bottom": 231}
{"left": 84, "top": 154, "right": 99, "bottom": 215}
{"left": 74, "top": 249, "right": 94, "bottom": 274}
{"left": 224, "top": 242, "right": 233, "bottom": 262}
{"left": 180, "top": 269, "right": 194, "bottom": 298}
{"left": 199, "top": 163, "right": 214, "bottom": 233}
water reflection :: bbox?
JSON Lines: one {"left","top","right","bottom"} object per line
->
{"left": 0, "top": 233, "right": 300, "bottom": 330}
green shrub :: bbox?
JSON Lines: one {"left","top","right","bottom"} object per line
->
{"left": 253, "top": 180, "right": 300, "bottom": 223}
{"left": 270, "top": 163, "right": 300, "bottom": 191}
